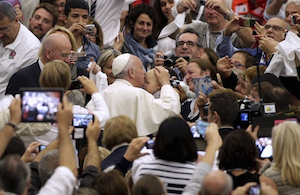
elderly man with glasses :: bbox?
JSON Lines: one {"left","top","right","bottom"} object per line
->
{"left": 215, "top": 17, "right": 289, "bottom": 66}
{"left": 154, "top": 28, "right": 204, "bottom": 80}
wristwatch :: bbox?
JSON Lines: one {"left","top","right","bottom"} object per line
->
{"left": 6, "top": 122, "right": 18, "bottom": 131}
{"left": 224, "top": 9, "right": 234, "bottom": 20}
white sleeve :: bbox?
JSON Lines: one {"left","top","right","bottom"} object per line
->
{"left": 90, "top": 93, "right": 110, "bottom": 128}
{"left": 89, "top": 71, "right": 108, "bottom": 92}
{"left": 37, "top": 166, "right": 76, "bottom": 195}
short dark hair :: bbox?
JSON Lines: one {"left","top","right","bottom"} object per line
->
{"left": 127, "top": 4, "right": 157, "bottom": 33}
{"left": 232, "top": 50, "right": 257, "bottom": 68}
{"left": 176, "top": 28, "right": 202, "bottom": 48}
{"left": 0, "top": 1, "right": 17, "bottom": 21}
{"left": 32, "top": 3, "right": 58, "bottom": 27}
{"left": 1, "top": 137, "right": 26, "bottom": 160}
{"left": 209, "top": 90, "right": 239, "bottom": 126}
{"left": 0, "top": 155, "right": 30, "bottom": 195}
{"left": 203, "top": 48, "right": 219, "bottom": 67}
{"left": 153, "top": 116, "right": 197, "bottom": 163}
{"left": 218, "top": 130, "right": 259, "bottom": 171}
{"left": 64, "top": 0, "right": 89, "bottom": 17}
{"left": 263, "top": 87, "right": 290, "bottom": 113}
{"left": 92, "top": 170, "right": 129, "bottom": 195}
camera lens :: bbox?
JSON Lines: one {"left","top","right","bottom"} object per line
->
{"left": 164, "top": 59, "right": 174, "bottom": 67}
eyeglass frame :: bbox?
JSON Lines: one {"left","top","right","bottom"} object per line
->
{"left": 264, "top": 24, "right": 284, "bottom": 31}
{"left": 52, "top": 3, "right": 65, "bottom": 9}
{"left": 50, "top": 49, "right": 73, "bottom": 58}
{"left": 176, "top": 41, "right": 201, "bottom": 48}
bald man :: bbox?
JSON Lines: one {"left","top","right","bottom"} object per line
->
{"left": 6, "top": 32, "right": 87, "bottom": 96}
{"left": 200, "top": 171, "right": 233, "bottom": 195}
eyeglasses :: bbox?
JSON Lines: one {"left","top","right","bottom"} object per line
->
{"left": 264, "top": 25, "right": 284, "bottom": 31}
{"left": 232, "top": 61, "right": 245, "bottom": 68}
{"left": 50, "top": 49, "right": 72, "bottom": 58}
{"left": 0, "top": 26, "right": 9, "bottom": 33}
{"left": 176, "top": 41, "right": 200, "bottom": 48}
{"left": 53, "top": 3, "right": 65, "bottom": 9}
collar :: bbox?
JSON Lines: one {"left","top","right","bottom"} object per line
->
{"left": 114, "top": 79, "right": 134, "bottom": 87}
{"left": 110, "top": 143, "right": 129, "bottom": 153}
{"left": 38, "top": 58, "right": 44, "bottom": 71}
{"left": 219, "top": 126, "right": 234, "bottom": 129}
{"left": 4, "top": 22, "right": 22, "bottom": 51}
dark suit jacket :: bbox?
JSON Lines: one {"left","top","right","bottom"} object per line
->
{"left": 5, "top": 61, "right": 89, "bottom": 96}
{"left": 6, "top": 61, "right": 41, "bottom": 96}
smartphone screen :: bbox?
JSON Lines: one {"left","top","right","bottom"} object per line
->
{"left": 192, "top": 76, "right": 213, "bottom": 98}
{"left": 256, "top": 137, "right": 272, "bottom": 159}
{"left": 73, "top": 114, "right": 94, "bottom": 128}
{"left": 20, "top": 88, "right": 63, "bottom": 122}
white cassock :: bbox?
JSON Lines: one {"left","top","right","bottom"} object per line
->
{"left": 98, "top": 79, "right": 181, "bottom": 136}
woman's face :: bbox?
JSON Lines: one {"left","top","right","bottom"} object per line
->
{"left": 185, "top": 62, "right": 206, "bottom": 91}
{"left": 133, "top": 13, "right": 153, "bottom": 41}
{"left": 160, "top": 0, "right": 175, "bottom": 19}
{"left": 102, "top": 57, "right": 115, "bottom": 85}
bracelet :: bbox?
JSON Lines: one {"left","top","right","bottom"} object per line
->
{"left": 224, "top": 9, "right": 234, "bottom": 20}
{"left": 6, "top": 122, "right": 18, "bottom": 131}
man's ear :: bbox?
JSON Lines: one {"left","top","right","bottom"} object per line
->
{"left": 197, "top": 47, "right": 204, "bottom": 58}
{"left": 128, "top": 67, "right": 135, "bottom": 79}
{"left": 213, "top": 111, "right": 220, "bottom": 124}
{"left": 45, "top": 48, "right": 52, "bottom": 60}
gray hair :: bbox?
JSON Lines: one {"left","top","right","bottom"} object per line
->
{"left": 201, "top": 171, "right": 233, "bottom": 195}
{"left": 67, "top": 90, "right": 85, "bottom": 107}
{"left": 38, "top": 150, "right": 59, "bottom": 185}
{"left": 0, "top": 1, "right": 17, "bottom": 21}
{"left": 0, "top": 155, "right": 30, "bottom": 195}
{"left": 286, "top": 0, "right": 300, "bottom": 8}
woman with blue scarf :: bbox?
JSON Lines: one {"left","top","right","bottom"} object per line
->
{"left": 122, "top": 4, "right": 158, "bottom": 71}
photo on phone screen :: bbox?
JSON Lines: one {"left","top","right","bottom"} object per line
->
{"left": 20, "top": 88, "right": 63, "bottom": 123}
{"left": 39, "top": 145, "right": 47, "bottom": 151}
{"left": 192, "top": 76, "right": 213, "bottom": 98}
{"left": 256, "top": 137, "right": 272, "bottom": 159}
{"left": 73, "top": 114, "right": 94, "bottom": 128}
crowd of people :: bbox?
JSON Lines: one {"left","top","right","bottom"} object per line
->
{"left": 1, "top": 0, "right": 300, "bottom": 194}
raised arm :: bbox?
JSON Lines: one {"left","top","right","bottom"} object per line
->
{"left": 0, "top": 98, "right": 21, "bottom": 158}
{"left": 57, "top": 95, "right": 77, "bottom": 178}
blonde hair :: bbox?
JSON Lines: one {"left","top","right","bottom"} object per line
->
{"left": 272, "top": 121, "right": 300, "bottom": 186}
{"left": 40, "top": 60, "right": 71, "bottom": 91}
{"left": 244, "top": 65, "right": 266, "bottom": 82}
{"left": 39, "top": 25, "right": 77, "bottom": 57}
{"left": 102, "top": 115, "right": 138, "bottom": 150}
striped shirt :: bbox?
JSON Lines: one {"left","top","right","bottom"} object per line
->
{"left": 134, "top": 159, "right": 196, "bottom": 195}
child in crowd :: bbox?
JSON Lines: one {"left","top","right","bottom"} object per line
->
{"left": 144, "top": 69, "right": 195, "bottom": 100}
{"left": 248, "top": 82, "right": 273, "bottom": 103}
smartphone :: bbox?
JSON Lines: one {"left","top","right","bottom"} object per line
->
{"left": 72, "top": 113, "right": 94, "bottom": 128}
{"left": 239, "top": 18, "right": 256, "bottom": 27}
{"left": 249, "top": 185, "right": 260, "bottom": 195}
{"left": 192, "top": 76, "right": 213, "bottom": 98}
{"left": 145, "top": 139, "right": 155, "bottom": 149}
{"left": 256, "top": 137, "right": 272, "bottom": 159}
{"left": 39, "top": 145, "right": 47, "bottom": 151}
{"left": 191, "top": 120, "right": 210, "bottom": 138}
{"left": 69, "top": 52, "right": 87, "bottom": 62}
{"left": 85, "top": 24, "right": 95, "bottom": 34}
{"left": 292, "top": 15, "right": 297, "bottom": 25}
{"left": 20, "top": 88, "right": 63, "bottom": 123}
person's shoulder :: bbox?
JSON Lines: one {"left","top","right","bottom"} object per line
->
{"left": 14, "top": 61, "right": 39, "bottom": 75}
{"left": 19, "top": 24, "right": 41, "bottom": 46}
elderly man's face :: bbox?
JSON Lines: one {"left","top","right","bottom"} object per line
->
{"left": 175, "top": 33, "right": 202, "bottom": 59}
{"left": 264, "top": 18, "right": 287, "bottom": 42}
{"left": 0, "top": 16, "right": 19, "bottom": 46}
{"left": 285, "top": 2, "right": 300, "bottom": 30}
